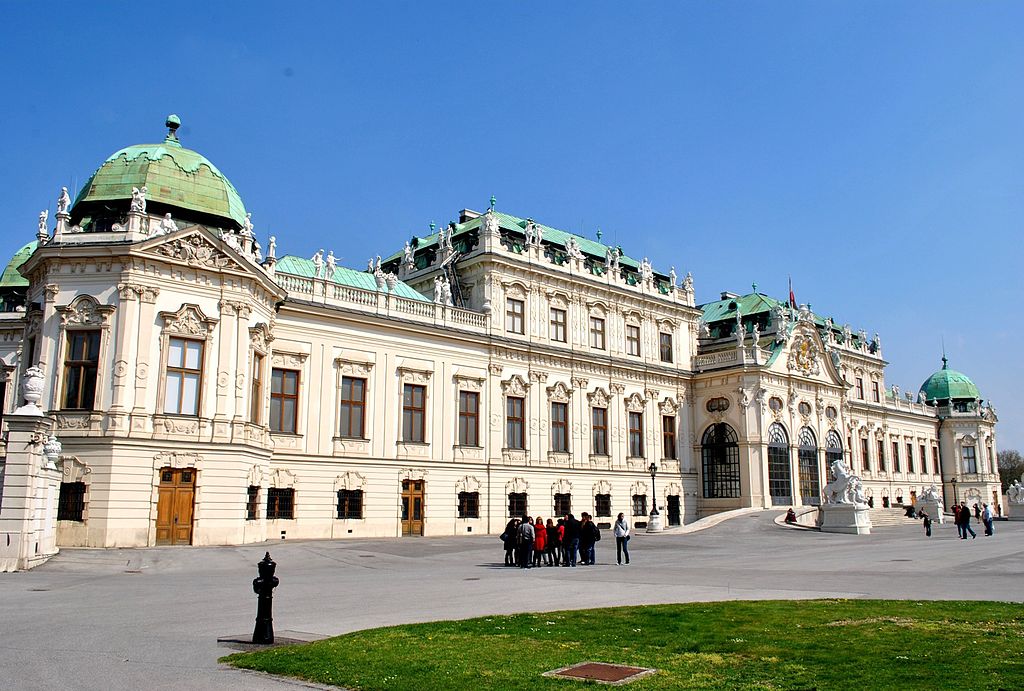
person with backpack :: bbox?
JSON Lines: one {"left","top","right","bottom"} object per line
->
{"left": 613, "top": 512, "right": 631, "bottom": 565}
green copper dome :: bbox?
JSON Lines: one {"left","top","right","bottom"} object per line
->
{"left": 919, "top": 356, "right": 980, "bottom": 403}
{"left": 70, "top": 115, "right": 247, "bottom": 230}
{"left": 0, "top": 240, "right": 36, "bottom": 289}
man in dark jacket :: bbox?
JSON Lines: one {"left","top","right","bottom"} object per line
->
{"left": 563, "top": 514, "right": 581, "bottom": 567}
{"left": 579, "top": 513, "right": 600, "bottom": 565}
{"left": 518, "top": 516, "right": 535, "bottom": 568}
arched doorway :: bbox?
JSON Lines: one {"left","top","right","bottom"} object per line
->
{"left": 767, "top": 423, "right": 792, "bottom": 506}
{"left": 799, "top": 427, "right": 821, "bottom": 506}
{"left": 701, "top": 423, "right": 740, "bottom": 498}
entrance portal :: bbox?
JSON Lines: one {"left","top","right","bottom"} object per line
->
{"left": 401, "top": 479, "right": 425, "bottom": 536}
{"left": 667, "top": 495, "right": 681, "bottom": 526}
{"left": 156, "top": 467, "right": 196, "bottom": 545}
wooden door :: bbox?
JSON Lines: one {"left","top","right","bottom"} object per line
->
{"left": 401, "top": 479, "right": 425, "bottom": 536}
{"left": 156, "top": 468, "right": 196, "bottom": 545}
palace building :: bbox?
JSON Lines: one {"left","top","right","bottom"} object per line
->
{"left": 0, "top": 117, "right": 1001, "bottom": 548}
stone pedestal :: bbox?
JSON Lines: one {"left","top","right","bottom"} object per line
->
{"left": 818, "top": 503, "right": 872, "bottom": 535}
{"left": 917, "top": 499, "right": 944, "bottom": 524}
{"left": 646, "top": 511, "right": 663, "bottom": 533}
{"left": 0, "top": 412, "right": 62, "bottom": 572}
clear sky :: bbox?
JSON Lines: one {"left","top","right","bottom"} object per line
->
{"left": 2, "top": 2, "right": 1022, "bottom": 450}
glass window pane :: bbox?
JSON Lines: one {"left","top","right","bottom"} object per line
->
{"left": 182, "top": 373, "right": 200, "bottom": 415}
{"left": 165, "top": 372, "right": 182, "bottom": 413}
{"left": 168, "top": 339, "right": 185, "bottom": 368}
{"left": 351, "top": 408, "right": 363, "bottom": 437}
{"left": 184, "top": 341, "right": 202, "bottom": 369}
{"left": 272, "top": 369, "right": 284, "bottom": 394}
{"left": 283, "top": 399, "right": 296, "bottom": 432}
{"left": 270, "top": 398, "right": 282, "bottom": 429}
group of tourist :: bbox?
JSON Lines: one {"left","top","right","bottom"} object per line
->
{"left": 918, "top": 501, "right": 996, "bottom": 538}
{"left": 501, "top": 512, "right": 633, "bottom": 567}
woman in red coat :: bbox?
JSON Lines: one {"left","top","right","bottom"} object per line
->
{"left": 533, "top": 517, "right": 547, "bottom": 567}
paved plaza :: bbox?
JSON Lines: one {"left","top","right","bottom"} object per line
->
{"left": 2, "top": 512, "right": 1021, "bottom": 690}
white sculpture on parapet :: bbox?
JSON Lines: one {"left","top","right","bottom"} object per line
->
{"left": 819, "top": 459, "right": 872, "bottom": 534}
{"left": 57, "top": 187, "right": 71, "bottom": 215}
{"left": 669, "top": 266, "right": 677, "bottom": 291}
{"left": 639, "top": 257, "right": 653, "bottom": 282}
{"left": 37, "top": 210, "right": 49, "bottom": 242}
{"left": 267, "top": 236, "right": 277, "bottom": 260}
{"left": 130, "top": 186, "right": 147, "bottom": 213}
{"left": 16, "top": 366, "right": 46, "bottom": 415}
{"left": 403, "top": 241, "right": 415, "bottom": 270}
{"left": 311, "top": 249, "right": 324, "bottom": 278}
{"left": 158, "top": 213, "right": 178, "bottom": 236}
{"left": 565, "top": 236, "right": 584, "bottom": 261}
{"left": 326, "top": 250, "right": 337, "bottom": 279}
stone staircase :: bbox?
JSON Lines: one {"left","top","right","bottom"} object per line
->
{"left": 869, "top": 507, "right": 922, "bottom": 528}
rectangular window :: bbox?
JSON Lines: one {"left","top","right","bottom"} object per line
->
{"left": 626, "top": 324, "right": 641, "bottom": 356}
{"left": 164, "top": 337, "right": 203, "bottom": 416}
{"left": 57, "top": 482, "right": 86, "bottom": 521}
{"left": 590, "top": 317, "right": 606, "bottom": 350}
{"left": 336, "top": 489, "right": 364, "bottom": 519}
{"left": 402, "top": 383, "right": 426, "bottom": 442}
{"left": 506, "top": 396, "right": 525, "bottom": 449}
{"left": 458, "top": 491, "right": 480, "bottom": 518}
{"left": 246, "top": 485, "right": 260, "bottom": 521}
{"left": 861, "top": 438, "right": 870, "bottom": 471}
{"left": 877, "top": 440, "right": 886, "bottom": 471}
{"left": 592, "top": 407, "right": 608, "bottom": 455}
{"left": 508, "top": 492, "right": 527, "bottom": 517}
{"left": 662, "top": 415, "right": 677, "bottom": 459}
{"left": 632, "top": 494, "right": 648, "bottom": 516}
{"left": 250, "top": 354, "right": 263, "bottom": 424}
{"left": 872, "top": 381, "right": 880, "bottom": 403}
{"left": 856, "top": 378, "right": 864, "bottom": 400}
{"left": 595, "top": 493, "right": 611, "bottom": 518}
{"left": 892, "top": 441, "right": 901, "bottom": 472}
{"left": 628, "top": 411, "right": 644, "bottom": 457}
{"left": 339, "top": 376, "right": 367, "bottom": 438}
{"left": 506, "top": 298, "right": 524, "bottom": 334}
{"left": 551, "top": 402, "right": 569, "bottom": 452}
{"left": 963, "top": 446, "right": 977, "bottom": 474}
{"left": 550, "top": 308, "right": 567, "bottom": 343}
{"left": 62, "top": 330, "right": 101, "bottom": 410}
{"left": 933, "top": 446, "right": 940, "bottom": 475}
{"left": 659, "top": 332, "right": 673, "bottom": 363}
{"left": 554, "top": 493, "right": 572, "bottom": 517}
{"left": 908, "top": 443, "right": 915, "bottom": 474}
{"left": 458, "top": 391, "right": 480, "bottom": 446}
{"left": 266, "top": 488, "right": 294, "bottom": 520}
{"left": 270, "top": 368, "right": 300, "bottom": 433}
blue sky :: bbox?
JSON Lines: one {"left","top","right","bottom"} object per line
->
{"left": 3, "top": 2, "right": 1022, "bottom": 450}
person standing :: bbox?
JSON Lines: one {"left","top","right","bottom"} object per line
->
{"left": 518, "top": 516, "right": 535, "bottom": 568}
{"left": 556, "top": 518, "right": 567, "bottom": 566}
{"left": 545, "top": 518, "right": 559, "bottom": 566}
{"left": 533, "top": 517, "right": 547, "bottom": 567}
{"left": 982, "top": 503, "right": 994, "bottom": 536}
{"left": 614, "top": 512, "right": 631, "bottom": 565}
{"left": 502, "top": 518, "right": 519, "bottom": 566}
{"left": 920, "top": 510, "right": 932, "bottom": 537}
{"left": 578, "top": 514, "right": 594, "bottom": 565}
{"left": 958, "top": 502, "right": 976, "bottom": 539}
{"left": 563, "top": 513, "right": 581, "bottom": 567}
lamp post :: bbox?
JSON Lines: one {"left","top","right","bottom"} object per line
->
{"left": 646, "top": 462, "right": 663, "bottom": 533}
{"left": 950, "top": 477, "right": 958, "bottom": 509}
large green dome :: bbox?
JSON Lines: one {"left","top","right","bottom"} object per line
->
{"left": 919, "top": 356, "right": 980, "bottom": 403}
{"left": 70, "top": 115, "right": 247, "bottom": 231}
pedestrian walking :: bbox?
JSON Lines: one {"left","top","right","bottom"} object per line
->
{"left": 614, "top": 512, "right": 631, "bottom": 565}
{"left": 920, "top": 510, "right": 932, "bottom": 537}
{"left": 957, "top": 502, "right": 976, "bottom": 539}
{"left": 982, "top": 503, "right": 994, "bottom": 536}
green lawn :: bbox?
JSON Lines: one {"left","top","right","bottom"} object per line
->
{"left": 223, "top": 600, "right": 1024, "bottom": 690}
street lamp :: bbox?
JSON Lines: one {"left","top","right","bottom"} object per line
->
{"left": 950, "top": 477, "right": 958, "bottom": 508}
{"left": 646, "top": 462, "right": 663, "bottom": 532}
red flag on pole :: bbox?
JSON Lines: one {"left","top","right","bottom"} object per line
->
{"left": 788, "top": 276, "right": 796, "bottom": 307}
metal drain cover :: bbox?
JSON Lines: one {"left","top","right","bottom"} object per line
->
{"left": 544, "top": 661, "right": 657, "bottom": 685}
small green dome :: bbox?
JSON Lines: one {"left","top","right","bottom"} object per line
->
{"left": 919, "top": 356, "right": 980, "bottom": 403}
{"left": 0, "top": 240, "right": 36, "bottom": 289}
{"left": 70, "top": 116, "right": 247, "bottom": 231}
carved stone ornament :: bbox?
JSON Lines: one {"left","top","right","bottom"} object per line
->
{"left": 397, "top": 367, "right": 432, "bottom": 385}
{"left": 571, "top": 376, "right": 589, "bottom": 390}
{"left": 501, "top": 374, "right": 530, "bottom": 397}
{"left": 506, "top": 477, "right": 528, "bottom": 494}
{"left": 593, "top": 479, "right": 612, "bottom": 495}
{"left": 161, "top": 304, "right": 217, "bottom": 337}
{"left": 57, "top": 296, "right": 114, "bottom": 328}
{"left": 59, "top": 455, "right": 92, "bottom": 483}
{"left": 337, "top": 359, "right": 374, "bottom": 377}
{"left": 624, "top": 392, "right": 646, "bottom": 413}
{"left": 787, "top": 334, "right": 821, "bottom": 376}
{"left": 150, "top": 233, "right": 239, "bottom": 270}
{"left": 503, "top": 282, "right": 528, "bottom": 300}
{"left": 587, "top": 387, "right": 610, "bottom": 408}
{"left": 270, "top": 468, "right": 297, "bottom": 488}
{"left": 454, "top": 374, "right": 485, "bottom": 392}
{"left": 658, "top": 397, "right": 680, "bottom": 415}
{"left": 273, "top": 352, "right": 309, "bottom": 368}
{"left": 249, "top": 323, "right": 275, "bottom": 352}
{"left": 546, "top": 381, "right": 572, "bottom": 402}
{"left": 630, "top": 480, "right": 649, "bottom": 496}
{"left": 552, "top": 478, "right": 573, "bottom": 494}
{"left": 456, "top": 475, "right": 482, "bottom": 493}
{"left": 334, "top": 471, "right": 366, "bottom": 491}
{"left": 488, "top": 363, "right": 504, "bottom": 376}
{"left": 153, "top": 451, "right": 203, "bottom": 470}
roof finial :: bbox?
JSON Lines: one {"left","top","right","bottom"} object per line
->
{"left": 429, "top": 221, "right": 436, "bottom": 234}
{"left": 596, "top": 227, "right": 603, "bottom": 242}
{"left": 489, "top": 195, "right": 496, "bottom": 211}
{"left": 941, "top": 337, "right": 948, "bottom": 369}
{"left": 165, "top": 114, "right": 181, "bottom": 144}
{"left": 751, "top": 281, "right": 757, "bottom": 293}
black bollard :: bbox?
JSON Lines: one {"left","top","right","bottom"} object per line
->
{"left": 252, "top": 551, "right": 279, "bottom": 644}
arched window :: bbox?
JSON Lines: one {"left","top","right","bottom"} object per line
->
{"left": 702, "top": 423, "right": 740, "bottom": 498}
{"left": 825, "top": 430, "right": 843, "bottom": 467}
{"left": 798, "top": 427, "right": 821, "bottom": 506}
{"left": 767, "top": 423, "right": 792, "bottom": 506}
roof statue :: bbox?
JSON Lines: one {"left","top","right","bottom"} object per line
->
{"left": 385, "top": 272, "right": 399, "bottom": 292}
{"left": 682, "top": 271, "right": 693, "bottom": 294}
{"left": 565, "top": 236, "right": 584, "bottom": 260}
{"left": 433, "top": 275, "right": 442, "bottom": 303}
{"left": 604, "top": 247, "right": 615, "bottom": 272}
{"left": 524, "top": 220, "right": 536, "bottom": 247}
{"left": 311, "top": 249, "right": 324, "bottom": 278}
{"left": 220, "top": 230, "right": 240, "bottom": 251}
{"left": 158, "top": 213, "right": 177, "bottom": 236}
{"left": 57, "top": 186, "right": 71, "bottom": 215}
{"left": 37, "top": 209, "right": 49, "bottom": 241}
{"left": 326, "top": 250, "right": 337, "bottom": 278}
{"left": 267, "top": 236, "right": 276, "bottom": 260}
{"left": 403, "top": 241, "right": 414, "bottom": 269}
{"left": 842, "top": 324, "right": 852, "bottom": 344}
{"left": 1008, "top": 480, "right": 1024, "bottom": 505}
{"left": 130, "top": 186, "right": 147, "bottom": 214}
{"left": 241, "top": 213, "right": 254, "bottom": 238}
{"left": 639, "top": 257, "right": 653, "bottom": 282}
{"left": 367, "top": 258, "right": 374, "bottom": 272}
{"left": 698, "top": 319, "right": 710, "bottom": 338}
{"left": 669, "top": 266, "right": 677, "bottom": 290}
{"left": 483, "top": 208, "right": 500, "bottom": 236}
{"left": 752, "top": 323, "right": 760, "bottom": 346}
{"left": 253, "top": 238, "right": 262, "bottom": 262}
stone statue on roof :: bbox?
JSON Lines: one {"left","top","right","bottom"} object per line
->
{"left": 669, "top": 266, "right": 677, "bottom": 290}
{"left": 873, "top": 333, "right": 882, "bottom": 352}
{"left": 640, "top": 257, "right": 653, "bottom": 282}
{"left": 241, "top": 213, "right": 254, "bottom": 238}
{"left": 326, "top": 250, "right": 337, "bottom": 278}
{"left": 267, "top": 236, "right": 277, "bottom": 260}
{"left": 524, "top": 220, "right": 536, "bottom": 247}
{"left": 158, "top": 213, "right": 177, "bottom": 236}
{"left": 385, "top": 272, "right": 398, "bottom": 292}
{"left": 441, "top": 277, "right": 453, "bottom": 306}
{"left": 57, "top": 186, "right": 71, "bottom": 215}
{"left": 858, "top": 329, "right": 868, "bottom": 349}
{"left": 311, "top": 249, "right": 324, "bottom": 278}
{"left": 565, "top": 236, "right": 584, "bottom": 260}
{"left": 698, "top": 319, "right": 710, "bottom": 338}
{"left": 842, "top": 324, "right": 852, "bottom": 345}
{"left": 752, "top": 323, "right": 760, "bottom": 346}
{"left": 683, "top": 272, "right": 693, "bottom": 294}
{"left": 37, "top": 209, "right": 49, "bottom": 237}
{"left": 403, "top": 241, "right": 415, "bottom": 269}
{"left": 434, "top": 275, "right": 442, "bottom": 303}
{"left": 483, "top": 208, "right": 500, "bottom": 236}
{"left": 130, "top": 186, "right": 147, "bottom": 214}
{"left": 253, "top": 238, "right": 263, "bottom": 262}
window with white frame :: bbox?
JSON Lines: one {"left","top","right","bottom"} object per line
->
{"left": 165, "top": 337, "right": 203, "bottom": 416}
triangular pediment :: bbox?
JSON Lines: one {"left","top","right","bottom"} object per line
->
{"left": 138, "top": 225, "right": 250, "bottom": 273}
{"left": 769, "top": 320, "right": 846, "bottom": 387}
